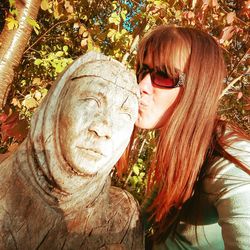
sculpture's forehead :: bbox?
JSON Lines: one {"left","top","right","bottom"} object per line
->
{"left": 71, "top": 60, "right": 139, "bottom": 98}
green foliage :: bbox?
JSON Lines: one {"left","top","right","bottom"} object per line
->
{"left": 34, "top": 46, "right": 73, "bottom": 76}
{"left": 27, "top": 17, "right": 40, "bottom": 35}
{"left": 4, "top": 0, "right": 18, "bottom": 30}
{"left": 112, "top": 130, "right": 156, "bottom": 203}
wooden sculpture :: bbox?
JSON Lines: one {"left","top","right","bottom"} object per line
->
{"left": 0, "top": 52, "right": 143, "bottom": 249}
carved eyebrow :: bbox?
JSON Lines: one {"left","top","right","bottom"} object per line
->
{"left": 120, "top": 96, "right": 134, "bottom": 114}
{"left": 71, "top": 74, "right": 109, "bottom": 82}
{"left": 78, "top": 91, "right": 107, "bottom": 106}
{"left": 80, "top": 96, "right": 101, "bottom": 107}
{"left": 121, "top": 96, "right": 129, "bottom": 109}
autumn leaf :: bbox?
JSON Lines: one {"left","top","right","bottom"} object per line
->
{"left": 183, "top": 11, "right": 195, "bottom": 19}
{"left": 0, "top": 113, "right": 8, "bottom": 123}
{"left": 27, "top": 17, "right": 40, "bottom": 35}
{"left": 0, "top": 111, "right": 28, "bottom": 142}
{"left": 11, "top": 97, "right": 21, "bottom": 108}
{"left": 244, "top": 104, "right": 250, "bottom": 111}
{"left": 41, "top": 0, "right": 50, "bottom": 11}
{"left": 219, "top": 26, "right": 236, "bottom": 44}
{"left": 64, "top": 1, "right": 74, "bottom": 14}
{"left": 226, "top": 12, "right": 236, "bottom": 24}
{"left": 240, "top": 0, "right": 250, "bottom": 18}
{"left": 81, "top": 38, "right": 88, "bottom": 48}
{"left": 6, "top": 16, "right": 19, "bottom": 30}
{"left": 192, "top": 0, "right": 198, "bottom": 9}
{"left": 202, "top": 0, "right": 219, "bottom": 8}
{"left": 22, "top": 95, "right": 39, "bottom": 109}
{"left": 237, "top": 91, "right": 243, "bottom": 100}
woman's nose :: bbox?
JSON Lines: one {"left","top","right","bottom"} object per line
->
{"left": 138, "top": 73, "right": 153, "bottom": 95}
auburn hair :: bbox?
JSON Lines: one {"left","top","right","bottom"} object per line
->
{"left": 116, "top": 25, "right": 250, "bottom": 240}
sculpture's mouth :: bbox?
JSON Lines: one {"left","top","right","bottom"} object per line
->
{"left": 76, "top": 146, "right": 104, "bottom": 159}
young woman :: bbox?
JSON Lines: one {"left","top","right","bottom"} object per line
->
{"left": 118, "top": 25, "right": 250, "bottom": 249}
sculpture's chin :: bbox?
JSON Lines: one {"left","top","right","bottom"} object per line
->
{"left": 64, "top": 153, "right": 108, "bottom": 177}
{"left": 71, "top": 163, "right": 100, "bottom": 176}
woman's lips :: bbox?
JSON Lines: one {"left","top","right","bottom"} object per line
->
{"left": 139, "top": 101, "right": 149, "bottom": 110}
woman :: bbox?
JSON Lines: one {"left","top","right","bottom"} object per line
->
{"left": 118, "top": 25, "right": 250, "bottom": 249}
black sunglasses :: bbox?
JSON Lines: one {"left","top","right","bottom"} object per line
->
{"left": 137, "top": 64, "right": 185, "bottom": 89}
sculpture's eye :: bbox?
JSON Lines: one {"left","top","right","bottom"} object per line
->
{"left": 80, "top": 97, "right": 101, "bottom": 108}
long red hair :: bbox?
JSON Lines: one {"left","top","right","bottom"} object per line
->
{"left": 117, "top": 25, "right": 250, "bottom": 240}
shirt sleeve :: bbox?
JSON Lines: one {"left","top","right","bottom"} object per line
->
{"left": 204, "top": 139, "right": 250, "bottom": 250}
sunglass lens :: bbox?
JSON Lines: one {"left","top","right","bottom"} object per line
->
{"left": 151, "top": 71, "right": 175, "bottom": 88}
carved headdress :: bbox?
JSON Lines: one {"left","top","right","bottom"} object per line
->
{"left": 14, "top": 52, "right": 139, "bottom": 205}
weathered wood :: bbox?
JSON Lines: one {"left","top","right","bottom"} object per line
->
{"left": 0, "top": 52, "right": 144, "bottom": 249}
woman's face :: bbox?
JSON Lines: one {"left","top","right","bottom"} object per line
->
{"left": 135, "top": 56, "right": 181, "bottom": 129}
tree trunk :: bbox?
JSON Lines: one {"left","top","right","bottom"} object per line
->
{"left": 0, "top": 0, "right": 41, "bottom": 109}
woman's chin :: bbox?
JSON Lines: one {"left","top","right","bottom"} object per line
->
{"left": 135, "top": 118, "right": 155, "bottom": 130}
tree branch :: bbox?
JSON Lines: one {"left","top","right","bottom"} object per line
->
{"left": 23, "top": 19, "right": 69, "bottom": 54}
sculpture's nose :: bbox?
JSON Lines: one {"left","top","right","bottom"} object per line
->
{"left": 88, "top": 114, "right": 112, "bottom": 139}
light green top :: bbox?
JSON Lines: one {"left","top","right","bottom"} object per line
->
{"left": 153, "top": 139, "right": 250, "bottom": 250}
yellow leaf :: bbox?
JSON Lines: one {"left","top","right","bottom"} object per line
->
{"left": 32, "top": 78, "right": 42, "bottom": 85}
{"left": 11, "top": 98, "right": 21, "bottom": 108}
{"left": 107, "top": 29, "right": 117, "bottom": 42}
{"left": 115, "top": 32, "right": 122, "bottom": 40}
{"left": 22, "top": 96, "right": 38, "bottom": 109}
{"left": 81, "top": 38, "right": 88, "bottom": 47}
{"left": 87, "top": 35, "right": 100, "bottom": 52}
{"left": 82, "top": 31, "right": 89, "bottom": 38}
{"left": 27, "top": 17, "right": 40, "bottom": 34}
{"left": 53, "top": 5, "right": 62, "bottom": 19}
{"left": 73, "top": 22, "right": 80, "bottom": 29}
{"left": 121, "top": 10, "right": 127, "bottom": 20}
{"left": 6, "top": 17, "right": 19, "bottom": 30}
{"left": 109, "top": 12, "right": 121, "bottom": 25}
{"left": 87, "top": 35, "right": 94, "bottom": 50}
{"left": 107, "top": 29, "right": 116, "bottom": 38}
{"left": 65, "top": 1, "right": 74, "bottom": 14}
{"left": 41, "top": 0, "right": 50, "bottom": 11}
{"left": 112, "top": 2, "right": 117, "bottom": 10}
{"left": 34, "top": 91, "right": 42, "bottom": 101}
{"left": 79, "top": 25, "right": 86, "bottom": 35}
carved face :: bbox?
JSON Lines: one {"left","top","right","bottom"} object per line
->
{"left": 59, "top": 77, "right": 138, "bottom": 176}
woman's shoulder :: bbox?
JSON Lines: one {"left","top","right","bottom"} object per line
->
{"left": 224, "top": 137, "right": 250, "bottom": 166}
{"left": 203, "top": 136, "right": 250, "bottom": 196}
{"left": 209, "top": 123, "right": 250, "bottom": 176}
{"left": 201, "top": 136, "right": 250, "bottom": 249}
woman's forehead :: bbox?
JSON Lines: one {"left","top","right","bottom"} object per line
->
{"left": 139, "top": 41, "right": 189, "bottom": 73}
